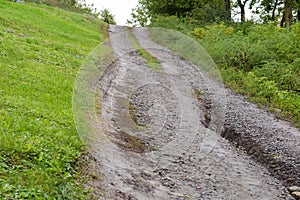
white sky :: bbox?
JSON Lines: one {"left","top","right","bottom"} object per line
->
{"left": 85, "top": 0, "right": 139, "bottom": 25}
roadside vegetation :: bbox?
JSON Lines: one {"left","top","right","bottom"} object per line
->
{"left": 127, "top": 28, "right": 162, "bottom": 73}
{"left": 99, "top": 8, "right": 116, "bottom": 25}
{"left": 129, "top": 0, "right": 300, "bottom": 127}
{"left": 0, "top": 0, "right": 106, "bottom": 198}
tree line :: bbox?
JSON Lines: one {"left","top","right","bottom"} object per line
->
{"left": 129, "top": 0, "right": 300, "bottom": 27}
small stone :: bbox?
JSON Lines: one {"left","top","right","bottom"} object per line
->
{"left": 292, "top": 191, "right": 300, "bottom": 198}
{"left": 288, "top": 186, "right": 300, "bottom": 192}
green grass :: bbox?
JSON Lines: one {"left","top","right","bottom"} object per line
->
{"left": 127, "top": 28, "right": 162, "bottom": 73}
{"left": 194, "top": 89, "right": 203, "bottom": 99}
{"left": 0, "top": 0, "right": 106, "bottom": 199}
{"left": 151, "top": 17, "right": 300, "bottom": 127}
{"left": 195, "top": 23, "right": 300, "bottom": 127}
{"left": 73, "top": 40, "right": 112, "bottom": 146}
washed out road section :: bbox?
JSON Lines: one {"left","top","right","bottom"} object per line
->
{"left": 85, "top": 25, "right": 295, "bottom": 199}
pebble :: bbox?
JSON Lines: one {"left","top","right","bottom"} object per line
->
{"left": 288, "top": 186, "right": 300, "bottom": 192}
{"left": 292, "top": 191, "right": 300, "bottom": 198}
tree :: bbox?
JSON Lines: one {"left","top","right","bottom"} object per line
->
{"left": 280, "top": 0, "right": 294, "bottom": 27}
{"left": 129, "top": 0, "right": 228, "bottom": 26}
{"left": 100, "top": 8, "right": 116, "bottom": 25}
{"left": 127, "top": 0, "right": 151, "bottom": 27}
{"left": 296, "top": 0, "right": 300, "bottom": 20}
{"left": 236, "top": 0, "right": 250, "bottom": 22}
{"left": 249, "top": 0, "right": 299, "bottom": 26}
{"left": 271, "top": 0, "right": 280, "bottom": 20}
{"left": 249, "top": 0, "right": 283, "bottom": 22}
{"left": 225, "top": 0, "right": 232, "bottom": 19}
{"left": 188, "top": 0, "right": 228, "bottom": 23}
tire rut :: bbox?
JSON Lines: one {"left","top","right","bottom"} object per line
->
{"left": 87, "top": 25, "right": 296, "bottom": 199}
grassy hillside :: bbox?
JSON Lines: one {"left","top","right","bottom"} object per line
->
{"left": 152, "top": 17, "right": 300, "bottom": 127}
{"left": 0, "top": 0, "right": 106, "bottom": 198}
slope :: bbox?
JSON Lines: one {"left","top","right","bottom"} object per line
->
{"left": 0, "top": 0, "right": 106, "bottom": 198}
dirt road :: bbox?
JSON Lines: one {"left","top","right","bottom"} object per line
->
{"left": 86, "top": 25, "right": 299, "bottom": 199}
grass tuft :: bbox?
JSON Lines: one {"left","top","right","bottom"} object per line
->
{"left": 127, "top": 28, "right": 162, "bottom": 73}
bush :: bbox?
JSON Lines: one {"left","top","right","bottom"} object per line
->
{"left": 152, "top": 18, "right": 300, "bottom": 126}
{"left": 99, "top": 8, "right": 116, "bottom": 25}
{"left": 192, "top": 22, "right": 234, "bottom": 39}
{"left": 151, "top": 16, "right": 193, "bottom": 32}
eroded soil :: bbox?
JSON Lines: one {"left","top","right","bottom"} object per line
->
{"left": 86, "top": 25, "right": 300, "bottom": 200}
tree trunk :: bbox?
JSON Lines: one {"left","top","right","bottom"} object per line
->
{"left": 271, "top": 0, "right": 279, "bottom": 20}
{"left": 241, "top": 4, "right": 246, "bottom": 22}
{"left": 280, "top": 0, "right": 294, "bottom": 27}
{"left": 224, "top": 0, "right": 231, "bottom": 20}
{"left": 237, "top": 0, "right": 247, "bottom": 22}
{"left": 297, "top": 0, "right": 300, "bottom": 21}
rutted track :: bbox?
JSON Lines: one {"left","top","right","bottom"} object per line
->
{"left": 87, "top": 25, "right": 299, "bottom": 199}
{"left": 223, "top": 91, "right": 300, "bottom": 187}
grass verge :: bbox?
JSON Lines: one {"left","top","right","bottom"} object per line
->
{"left": 0, "top": 0, "right": 106, "bottom": 198}
{"left": 127, "top": 28, "right": 162, "bottom": 73}
{"left": 152, "top": 17, "right": 300, "bottom": 127}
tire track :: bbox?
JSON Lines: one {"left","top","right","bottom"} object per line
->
{"left": 87, "top": 25, "right": 295, "bottom": 200}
